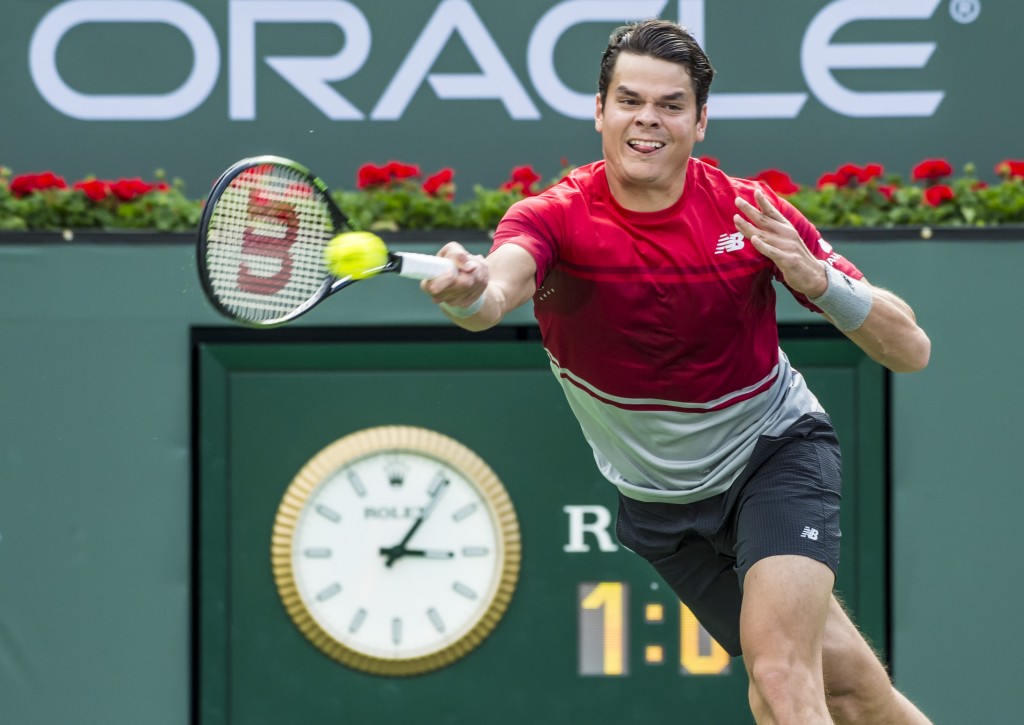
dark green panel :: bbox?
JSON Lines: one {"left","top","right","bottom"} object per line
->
{"left": 2, "top": 1, "right": 1016, "bottom": 194}
{"left": 196, "top": 334, "right": 884, "bottom": 724}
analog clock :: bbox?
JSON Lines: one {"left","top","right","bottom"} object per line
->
{"left": 271, "top": 425, "right": 521, "bottom": 676}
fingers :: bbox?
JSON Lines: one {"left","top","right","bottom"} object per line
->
{"left": 421, "top": 242, "right": 489, "bottom": 305}
{"left": 735, "top": 189, "right": 783, "bottom": 227}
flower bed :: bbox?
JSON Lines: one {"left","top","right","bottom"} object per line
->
{"left": 2, "top": 158, "right": 1023, "bottom": 234}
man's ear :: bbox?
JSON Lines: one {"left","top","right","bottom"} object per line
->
{"left": 594, "top": 93, "right": 603, "bottom": 132}
{"left": 695, "top": 103, "right": 708, "bottom": 141}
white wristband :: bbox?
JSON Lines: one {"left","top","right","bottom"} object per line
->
{"left": 809, "top": 263, "right": 873, "bottom": 332}
{"left": 440, "top": 289, "right": 486, "bottom": 318}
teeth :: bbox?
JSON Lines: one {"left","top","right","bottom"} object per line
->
{"left": 629, "top": 140, "right": 664, "bottom": 150}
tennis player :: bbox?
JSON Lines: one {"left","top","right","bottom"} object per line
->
{"left": 424, "top": 19, "right": 932, "bottom": 725}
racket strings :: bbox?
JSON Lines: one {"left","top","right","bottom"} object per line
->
{"left": 204, "top": 164, "right": 335, "bottom": 323}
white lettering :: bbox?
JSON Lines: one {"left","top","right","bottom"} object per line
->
{"left": 801, "top": 0, "right": 944, "bottom": 117}
{"left": 686, "top": 0, "right": 808, "bottom": 120}
{"left": 229, "top": 0, "right": 370, "bottom": 120}
{"left": 29, "top": 0, "right": 219, "bottom": 121}
{"left": 27, "top": 0, "right": 950, "bottom": 122}
{"left": 527, "top": 0, "right": 667, "bottom": 119}
{"left": 563, "top": 505, "right": 618, "bottom": 553}
{"left": 372, "top": 0, "right": 539, "bottom": 120}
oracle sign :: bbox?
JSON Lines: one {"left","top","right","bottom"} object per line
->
{"left": 29, "top": 0, "right": 950, "bottom": 122}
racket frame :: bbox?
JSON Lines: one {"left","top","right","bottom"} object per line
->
{"left": 196, "top": 155, "right": 353, "bottom": 328}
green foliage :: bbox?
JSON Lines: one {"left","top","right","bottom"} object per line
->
{"left": 0, "top": 167, "right": 201, "bottom": 233}
{"left": 3, "top": 161, "right": 1024, "bottom": 234}
{"left": 786, "top": 169, "right": 1024, "bottom": 229}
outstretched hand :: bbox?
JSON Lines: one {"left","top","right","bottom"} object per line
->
{"left": 420, "top": 241, "right": 489, "bottom": 308}
{"left": 734, "top": 189, "right": 827, "bottom": 299}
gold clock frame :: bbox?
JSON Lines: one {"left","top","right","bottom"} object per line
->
{"left": 271, "top": 425, "right": 522, "bottom": 677}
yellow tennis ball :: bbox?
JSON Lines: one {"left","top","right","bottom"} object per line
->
{"left": 324, "top": 231, "right": 389, "bottom": 279}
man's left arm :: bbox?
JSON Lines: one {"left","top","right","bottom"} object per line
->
{"left": 734, "top": 189, "right": 931, "bottom": 373}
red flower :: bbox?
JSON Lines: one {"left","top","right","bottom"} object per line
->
{"left": 384, "top": 161, "right": 421, "bottom": 180}
{"left": 876, "top": 185, "right": 896, "bottom": 201}
{"left": 995, "top": 159, "right": 1024, "bottom": 178}
{"left": 73, "top": 179, "right": 110, "bottom": 202}
{"left": 835, "top": 164, "right": 864, "bottom": 184}
{"left": 500, "top": 165, "right": 542, "bottom": 196}
{"left": 911, "top": 158, "right": 953, "bottom": 181}
{"left": 357, "top": 163, "right": 390, "bottom": 189}
{"left": 10, "top": 171, "right": 68, "bottom": 197}
{"left": 861, "top": 163, "right": 885, "bottom": 181}
{"left": 752, "top": 169, "right": 799, "bottom": 195}
{"left": 825, "top": 163, "right": 885, "bottom": 186}
{"left": 817, "top": 172, "right": 848, "bottom": 189}
{"left": 422, "top": 168, "right": 455, "bottom": 198}
{"left": 110, "top": 177, "right": 154, "bottom": 201}
{"left": 696, "top": 155, "right": 720, "bottom": 168}
{"left": 923, "top": 184, "right": 954, "bottom": 206}
{"left": 357, "top": 161, "right": 422, "bottom": 189}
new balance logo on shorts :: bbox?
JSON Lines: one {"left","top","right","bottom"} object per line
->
{"left": 714, "top": 232, "right": 745, "bottom": 254}
{"left": 800, "top": 526, "right": 819, "bottom": 541}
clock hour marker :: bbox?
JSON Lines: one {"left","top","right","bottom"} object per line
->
{"left": 452, "top": 582, "right": 477, "bottom": 600}
{"left": 392, "top": 617, "right": 402, "bottom": 645}
{"left": 427, "top": 471, "right": 449, "bottom": 496}
{"left": 452, "top": 503, "right": 478, "bottom": 522}
{"left": 462, "top": 546, "right": 489, "bottom": 557}
{"left": 346, "top": 471, "right": 367, "bottom": 497}
{"left": 304, "top": 547, "right": 332, "bottom": 558}
{"left": 427, "top": 607, "right": 445, "bottom": 633}
{"left": 349, "top": 608, "right": 367, "bottom": 633}
{"left": 315, "top": 583, "right": 341, "bottom": 601}
{"left": 315, "top": 504, "right": 341, "bottom": 523}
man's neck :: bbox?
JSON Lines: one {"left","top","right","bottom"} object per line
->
{"left": 607, "top": 176, "right": 686, "bottom": 213}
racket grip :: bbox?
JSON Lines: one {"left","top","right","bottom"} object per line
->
{"left": 394, "top": 252, "right": 457, "bottom": 280}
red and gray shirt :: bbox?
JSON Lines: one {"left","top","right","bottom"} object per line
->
{"left": 492, "top": 159, "right": 863, "bottom": 503}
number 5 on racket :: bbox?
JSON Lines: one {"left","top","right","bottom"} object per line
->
{"left": 196, "top": 155, "right": 454, "bottom": 328}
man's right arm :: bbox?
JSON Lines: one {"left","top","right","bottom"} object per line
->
{"left": 421, "top": 241, "right": 538, "bottom": 332}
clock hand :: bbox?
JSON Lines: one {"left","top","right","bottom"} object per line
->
{"left": 382, "top": 473, "right": 450, "bottom": 567}
{"left": 378, "top": 547, "right": 455, "bottom": 560}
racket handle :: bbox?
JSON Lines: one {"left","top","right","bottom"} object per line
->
{"left": 394, "top": 252, "right": 457, "bottom": 280}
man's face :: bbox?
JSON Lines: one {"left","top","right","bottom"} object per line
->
{"left": 595, "top": 52, "right": 707, "bottom": 208}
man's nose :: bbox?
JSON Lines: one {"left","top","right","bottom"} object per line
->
{"left": 634, "top": 103, "right": 660, "bottom": 126}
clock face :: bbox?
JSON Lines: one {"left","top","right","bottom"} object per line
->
{"left": 272, "top": 426, "right": 521, "bottom": 676}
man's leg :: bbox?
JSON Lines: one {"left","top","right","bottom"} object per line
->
{"left": 740, "top": 554, "right": 835, "bottom": 724}
{"left": 821, "top": 597, "right": 932, "bottom": 724}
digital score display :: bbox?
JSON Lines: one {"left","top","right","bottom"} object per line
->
{"left": 577, "top": 582, "right": 731, "bottom": 677}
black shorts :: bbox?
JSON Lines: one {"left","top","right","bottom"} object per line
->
{"left": 615, "top": 412, "right": 843, "bottom": 656}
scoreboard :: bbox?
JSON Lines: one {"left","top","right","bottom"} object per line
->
{"left": 195, "top": 329, "right": 885, "bottom": 724}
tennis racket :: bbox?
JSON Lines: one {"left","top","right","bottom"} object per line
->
{"left": 196, "top": 155, "right": 455, "bottom": 327}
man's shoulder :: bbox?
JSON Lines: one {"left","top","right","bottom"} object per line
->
{"left": 690, "top": 158, "right": 758, "bottom": 196}
{"left": 507, "top": 161, "right": 603, "bottom": 219}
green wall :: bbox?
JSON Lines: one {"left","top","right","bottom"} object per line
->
{"left": 2, "top": 0, "right": 1018, "bottom": 194}
{"left": 0, "top": 232, "right": 1021, "bottom": 723}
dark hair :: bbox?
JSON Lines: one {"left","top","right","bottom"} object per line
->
{"left": 598, "top": 19, "right": 715, "bottom": 115}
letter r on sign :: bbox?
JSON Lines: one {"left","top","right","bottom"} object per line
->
{"left": 563, "top": 505, "right": 618, "bottom": 553}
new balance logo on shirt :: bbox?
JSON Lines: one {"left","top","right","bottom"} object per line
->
{"left": 800, "top": 526, "right": 819, "bottom": 541}
{"left": 714, "top": 232, "right": 745, "bottom": 254}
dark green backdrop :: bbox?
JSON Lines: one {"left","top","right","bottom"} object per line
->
{"left": 1, "top": 0, "right": 1016, "bottom": 195}
{"left": 0, "top": 233, "right": 1022, "bottom": 725}
{"left": 195, "top": 334, "right": 883, "bottom": 724}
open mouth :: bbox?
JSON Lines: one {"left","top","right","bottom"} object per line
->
{"left": 627, "top": 140, "right": 665, "bottom": 154}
